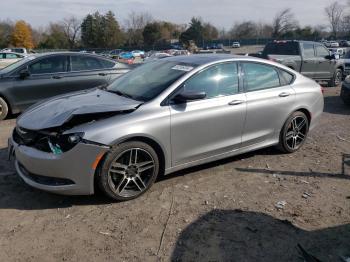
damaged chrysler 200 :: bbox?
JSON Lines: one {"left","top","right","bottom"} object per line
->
{"left": 8, "top": 54, "right": 324, "bottom": 201}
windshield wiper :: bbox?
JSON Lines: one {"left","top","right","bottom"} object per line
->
{"left": 108, "top": 90, "right": 135, "bottom": 100}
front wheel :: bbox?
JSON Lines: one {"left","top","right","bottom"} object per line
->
{"left": 98, "top": 141, "right": 159, "bottom": 201}
{"left": 278, "top": 111, "right": 309, "bottom": 153}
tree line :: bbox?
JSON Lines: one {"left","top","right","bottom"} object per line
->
{"left": 0, "top": 1, "right": 349, "bottom": 50}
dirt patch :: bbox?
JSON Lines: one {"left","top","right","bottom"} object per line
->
{"left": 0, "top": 87, "right": 349, "bottom": 261}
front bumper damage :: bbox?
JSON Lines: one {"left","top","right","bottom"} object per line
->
{"left": 9, "top": 131, "right": 109, "bottom": 195}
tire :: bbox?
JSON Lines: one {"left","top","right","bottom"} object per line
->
{"left": 0, "top": 97, "right": 9, "bottom": 121}
{"left": 278, "top": 111, "right": 309, "bottom": 153}
{"left": 329, "top": 69, "right": 343, "bottom": 87}
{"left": 98, "top": 141, "right": 160, "bottom": 201}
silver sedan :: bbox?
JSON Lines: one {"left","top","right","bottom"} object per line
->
{"left": 9, "top": 54, "right": 324, "bottom": 201}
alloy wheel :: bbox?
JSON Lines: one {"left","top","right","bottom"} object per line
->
{"left": 107, "top": 148, "right": 155, "bottom": 198}
{"left": 285, "top": 115, "right": 308, "bottom": 150}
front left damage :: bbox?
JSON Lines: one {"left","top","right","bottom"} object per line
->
{"left": 9, "top": 88, "right": 143, "bottom": 195}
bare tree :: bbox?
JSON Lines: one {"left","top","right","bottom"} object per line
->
{"left": 61, "top": 16, "right": 81, "bottom": 48}
{"left": 325, "top": 1, "right": 344, "bottom": 38}
{"left": 272, "top": 8, "right": 298, "bottom": 38}
{"left": 124, "top": 12, "right": 153, "bottom": 46}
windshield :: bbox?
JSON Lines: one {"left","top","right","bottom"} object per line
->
{"left": 0, "top": 55, "right": 36, "bottom": 74}
{"left": 107, "top": 60, "right": 196, "bottom": 102}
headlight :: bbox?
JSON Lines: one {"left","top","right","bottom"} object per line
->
{"left": 49, "top": 132, "right": 84, "bottom": 154}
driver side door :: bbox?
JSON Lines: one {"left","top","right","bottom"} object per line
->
{"left": 169, "top": 62, "right": 246, "bottom": 166}
{"left": 314, "top": 44, "right": 333, "bottom": 80}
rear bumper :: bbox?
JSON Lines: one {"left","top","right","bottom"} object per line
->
{"left": 9, "top": 137, "right": 108, "bottom": 195}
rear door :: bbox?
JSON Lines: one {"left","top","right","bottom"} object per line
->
{"left": 300, "top": 42, "right": 317, "bottom": 79}
{"left": 64, "top": 55, "right": 112, "bottom": 91}
{"left": 241, "top": 62, "right": 296, "bottom": 147}
{"left": 314, "top": 44, "right": 333, "bottom": 80}
{"left": 10, "top": 55, "right": 69, "bottom": 109}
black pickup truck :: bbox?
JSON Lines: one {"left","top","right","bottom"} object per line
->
{"left": 259, "top": 40, "right": 345, "bottom": 87}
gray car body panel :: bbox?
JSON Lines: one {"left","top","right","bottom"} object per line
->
{"left": 0, "top": 52, "right": 130, "bottom": 115}
{"left": 10, "top": 55, "right": 324, "bottom": 195}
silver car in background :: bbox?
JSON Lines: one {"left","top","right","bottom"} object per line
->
{"left": 0, "top": 52, "right": 26, "bottom": 69}
{"left": 9, "top": 54, "right": 324, "bottom": 201}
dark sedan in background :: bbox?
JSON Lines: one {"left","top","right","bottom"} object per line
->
{"left": 0, "top": 52, "right": 131, "bottom": 120}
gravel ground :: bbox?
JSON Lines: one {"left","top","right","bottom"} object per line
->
{"left": 0, "top": 87, "right": 349, "bottom": 262}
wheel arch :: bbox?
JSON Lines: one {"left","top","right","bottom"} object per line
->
{"left": 93, "top": 134, "right": 167, "bottom": 195}
{"left": 281, "top": 107, "right": 312, "bottom": 133}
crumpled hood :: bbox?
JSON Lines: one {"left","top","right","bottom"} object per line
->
{"left": 17, "top": 89, "right": 142, "bottom": 130}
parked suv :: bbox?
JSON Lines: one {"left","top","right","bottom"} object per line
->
{"left": 261, "top": 40, "right": 346, "bottom": 87}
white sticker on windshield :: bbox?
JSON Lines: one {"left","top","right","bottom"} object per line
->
{"left": 172, "top": 65, "right": 194, "bottom": 72}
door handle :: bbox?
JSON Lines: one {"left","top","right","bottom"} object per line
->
{"left": 52, "top": 75, "right": 63, "bottom": 79}
{"left": 228, "top": 100, "right": 244, "bottom": 105}
{"left": 98, "top": 72, "right": 107, "bottom": 76}
{"left": 279, "top": 92, "right": 290, "bottom": 97}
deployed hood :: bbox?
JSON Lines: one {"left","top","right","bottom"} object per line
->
{"left": 17, "top": 89, "right": 142, "bottom": 130}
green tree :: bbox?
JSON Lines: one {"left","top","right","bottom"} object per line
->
{"left": 81, "top": 11, "right": 123, "bottom": 48}
{"left": 0, "top": 20, "right": 13, "bottom": 48}
{"left": 37, "top": 23, "right": 69, "bottom": 49}
{"left": 143, "top": 22, "right": 161, "bottom": 46}
{"left": 180, "top": 17, "right": 204, "bottom": 46}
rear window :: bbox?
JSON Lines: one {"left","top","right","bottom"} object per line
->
{"left": 71, "top": 56, "right": 103, "bottom": 71}
{"left": 100, "top": 59, "right": 115, "bottom": 68}
{"left": 263, "top": 42, "right": 300, "bottom": 56}
{"left": 279, "top": 69, "right": 294, "bottom": 85}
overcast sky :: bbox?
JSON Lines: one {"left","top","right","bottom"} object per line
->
{"left": 0, "top": 0, "right": 347, "bottom": 29}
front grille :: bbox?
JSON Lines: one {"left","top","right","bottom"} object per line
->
{"left": 18, "top": 163, "right": 75, "bottom": 186}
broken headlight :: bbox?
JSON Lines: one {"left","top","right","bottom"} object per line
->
{"left": 48, "top": 132, "right": 85, "bottom": 154}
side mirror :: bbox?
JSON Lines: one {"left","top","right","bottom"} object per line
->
{"left": 172, "top": 90, "right": 206, "bottom": 103}
{"left": 19, "top": 68, "right": 30, "bottom": 79}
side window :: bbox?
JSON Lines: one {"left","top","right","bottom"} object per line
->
{"left": 315, "top": 45, "right": 330, "bottom": 57}
{"left": 302, "top": 43, "right": 315, "bottom": 58}
{"left": 279, "top": 69, "right": 294, "bottom": 85}
{"left": 71, "top": 56, "right": 103, "bottom": 71}
{"left": 5, "top": 53, "right": 18, "bottom": 59}
{"left": 183, "top": 63, "right": 239, "bottom": 99}
{"left": 242, "top": 63, "right": 280, "bottom": 91}
{"left": 100, "top": 59, "right": 115, "bottom": 69}
{"left": 29, "top": 56, "right": 67, "bottom": 74}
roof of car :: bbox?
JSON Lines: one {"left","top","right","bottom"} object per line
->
{"left": 164, "top": 54, "right": 237, "bottom": 65}
{"left": 22, "top": 51, "right": 115, "bottom": 60}
{"left": 163, "top": 54, "right": 254, "bottom": 65}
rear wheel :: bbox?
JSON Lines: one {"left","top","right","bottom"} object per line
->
{"left": 98, "top": 141, "right": 159, "bottom": 201}
{"left": 278, "top": 111, "right": 309, "bottom": 153}
{"left": 0, "top": 97, "right": 9, "bottom": 120}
